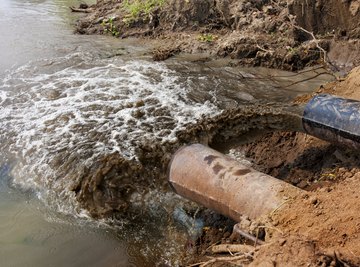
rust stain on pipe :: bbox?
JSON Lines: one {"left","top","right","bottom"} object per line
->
{"left": 168, "top": 144, "right": 303, "bottom": 222}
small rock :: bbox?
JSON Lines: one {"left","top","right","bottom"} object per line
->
{"left": 301, "top": 193, "right": 309, "bottom": 199}
{"left": 314, "top": 210, "right": 323, "bottom": 216}
{"left": 318, "top": 187, "right": 331, "bottom": 193}
{"left": 79, "top": 3, "right": 89, "bottom": 9}
{"left": 350, "top": 1, "right": 360, "bottom": 16}
{"left": 309, "top": 196, "right": 319, "bottom": 205}
{"left": 263, "top": 5, "right": 276, "bottom": 15}
{"left": 297, "top": 180, "right": 308, "bottom": 189}
{"left": 279, "top": 238, "right": 287, "bottom": 246}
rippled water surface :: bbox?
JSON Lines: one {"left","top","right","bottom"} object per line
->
{"left": 0, "top": 0, "right": 333, "bottom": 266}
{"left": 0, "top": 169, "right": 130, "bottom": 267}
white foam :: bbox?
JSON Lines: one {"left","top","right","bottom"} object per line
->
{"left": 0, "top": 53, "right": 220, "bottom": 215}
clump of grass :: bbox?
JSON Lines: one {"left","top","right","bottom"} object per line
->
{"left": 198, "top": 33, "right": 217, "bottom": 42}
{"left": 122, "top": 0, "right": 166, "bottom": 24}
{"left": 101, "top": 17, "right": 120, "bottom": 37}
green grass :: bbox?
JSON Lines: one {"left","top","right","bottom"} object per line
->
{"left": 122, "top": 0, "right": 166, "bottom": 23}
{"left": 101, "top": 17, "right": 120, "bottom": 37}
{"left": 197, "top": 33, "right": 216, "bottom": 42}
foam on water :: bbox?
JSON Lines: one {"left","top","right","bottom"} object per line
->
{"left": 0, "top": 52, "right": 220, "bottom": 215}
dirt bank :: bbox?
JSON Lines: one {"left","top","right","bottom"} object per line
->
{"left": 250, "top": 67, "right": 360, "bottom": 266}
{"left": 188, "top": 67, "right": 360, "bottom": 266}
{"left": 74, "top": 0, "right": 360, "bottom": 72}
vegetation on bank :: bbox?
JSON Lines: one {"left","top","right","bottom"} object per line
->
{"left": 101, "top": 17, "right": 120, "bottom": 36}
{"left": 123, "top": 0, "right": 166, "bottom": 23}
{"left": 197, "top": 33, "right": 217, "bottom": 43}
{"left": 100, "top": 0, "right": 166, "bottom": 36}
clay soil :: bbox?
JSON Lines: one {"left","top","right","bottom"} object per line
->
{"left": 72, "top": 0, "right": 360, "bottom": 266}
{"left": 185, "top": 68, "right": 360, "bottom": 267}
{"left": 241, "top": 67, "right": 360, "bottom": 266}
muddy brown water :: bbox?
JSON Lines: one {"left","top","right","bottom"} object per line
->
{"left": 0, "top": 0, "right": 333, "bottom": 266}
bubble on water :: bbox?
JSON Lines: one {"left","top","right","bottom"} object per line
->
{"left": 0, "top": 52, "right": 220, "bottom": 216}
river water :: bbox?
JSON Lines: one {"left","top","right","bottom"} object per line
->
{"left": 0, "top": 0, "right": 333, "bottom": 266}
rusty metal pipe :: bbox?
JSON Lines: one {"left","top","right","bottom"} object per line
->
{"left": 168, "top": 144, "right": 302, "bottom": 222}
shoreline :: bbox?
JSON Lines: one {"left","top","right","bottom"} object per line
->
{"left": 74, "top": 0, "right": 360, "bottom": 73}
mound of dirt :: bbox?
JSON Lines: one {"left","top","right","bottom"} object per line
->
{"left": 74, "top": 0, "right": 360, "bottom": 71}
{"left": 288, "top": 0, "right": 360, "bottom": 38}
{"left": 233, "top": 66, "right": 360, "bottom": 266}
{"left": 184, "top": 67, "right": 360, "bottom": 267}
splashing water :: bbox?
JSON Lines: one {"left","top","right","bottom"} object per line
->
{"left": 0, "top": 52, "right": 222, "bottom": 216}
{"left": 0, "top": 44, "right": 333, "bottom": 219}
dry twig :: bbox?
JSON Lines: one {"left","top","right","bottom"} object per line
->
{"left": 233, "top": 224, "right": 265, "bottom": 245}
{"left": 69, "top": 6, "right": 92, "bottom": 13}
{"left": 281, "top": 72, "right": 329, "bottom": 88}
{"left": 293, "top": 24, "right": 327, "bottom": 62}
{"left": 188, "top": 255, "right": 248, "bottom": 267}
{"left": 256, "top": 44, "right": 274, "bottom": 54}
{"left": 210, "top": 243, "right": 255, "bottom": 254}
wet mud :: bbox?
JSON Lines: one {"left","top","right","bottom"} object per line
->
{"left": 75, "top": 0, "right": 360, "bottom": 72}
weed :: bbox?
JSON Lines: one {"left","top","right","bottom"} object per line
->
{"left": 101, "top": 17, "right": 120, "bottom": 37}
{"left": 198, "top": 33, "right": 217, "bottom": 42}
{"left": 122, "top": 0, "right": 166, "bottom": 24}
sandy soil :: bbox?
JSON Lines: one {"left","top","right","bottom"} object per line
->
{"left": 190, "top": 67, "right": 360, "bottom": 266}
{"left": 252, "top": 67, "right": 360, "bottom": 266}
